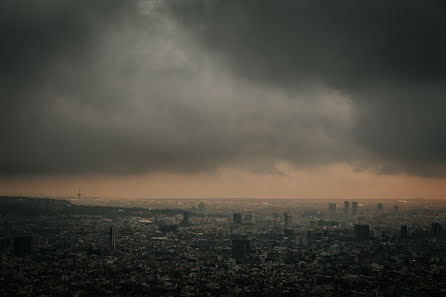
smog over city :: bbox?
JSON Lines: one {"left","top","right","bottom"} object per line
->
{"left": 1, "top": 1, "right": 446, "bottom": 296}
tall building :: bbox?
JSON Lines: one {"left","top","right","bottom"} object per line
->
{"left": 198, "top": 202, "right": 206, "bottom": 213}
{"left": 393, "top": 205, "right": 399, "bottom": 215}
{"left": 0, "top": 236, "right": 10, "bottom": 250}
{"left": 284, "top": 213, "right": 293, "bottom": 237}
{"left": 14, "top": 234, "right": 32, "bottom": 257}
{"left": 328, "top": 203, "right": 336, "bottom": 216}
{"left": 354, "top": 224, "right": 370, "bottom": 241}
{"left": 344, "top": 201, "right": 350, "bottom": 215}
{"left": 1, "top": 221, "right": 11, "bottom": 251}
{"left": 401, "top": 225, "right": 407, "bottom": 240}
{"left": 182, "top": 211, "right": 190, "bottom": 226}
{"left": 352, "top": 201, "right": 358, "bottom": 216}
{"left": 233, "top": 213, "right": 242, "bottom": 224}
{"left": 109, "top": 226, "right": 116, "bottom": 251}
{"left": 432, "top": 222, "right": 441, "bottom": 237}
{"left": 3, "top": 221, "right": 10, "bottom": 237}
{"left": 377, "top": 203, "right": 383, "bottom": 216}
{"left": 232, "top": 236, "right": 250, "bottom": 263}
{"left": 244, "top": 214, "right": 254, "bottom": 224}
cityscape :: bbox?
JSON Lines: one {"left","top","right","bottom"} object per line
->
{"left": 1, "top": 196, "right": 445, "bottom": 296}
{"left": 2, "top": 0, "right": 446, "bottom": 296}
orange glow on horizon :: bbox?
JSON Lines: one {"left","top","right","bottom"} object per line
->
{"left": 1, "top": 163, "right": 446, "bottom": 200}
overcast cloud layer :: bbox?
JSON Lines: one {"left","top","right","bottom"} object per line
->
{"left": 1, "top": 0, "right": 446, "bottom": 177}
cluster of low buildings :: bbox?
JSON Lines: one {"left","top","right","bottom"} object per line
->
{"left": 1, "top": 197, "right": 445, "bottom": 296}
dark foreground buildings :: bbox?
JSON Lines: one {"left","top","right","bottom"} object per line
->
{"left": 1, "top": 196, "right": 446, "bottom": 296}
{"left": 232, "top": 213, "right": 242, "bottom": 224}
{"left": 13, "top": 234, "right": 32, "bottom": 257}
{"left": 401, "top": 224, "right": 408, "bottom": 240}
{"left": 432, "top": 222, "right": 442, "bottom": 236}
{"left": 231, "top": 236, "right": 251, "bottom": 263}
{"left": 354, "top": 224, "right": 370, "bottom": 241}
{"left": 109, "top": 226, "right": 116, "bottom": 251}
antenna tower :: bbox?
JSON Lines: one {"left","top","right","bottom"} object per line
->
{"left": 77, "top": 186, "right": 82, "bottom": 199}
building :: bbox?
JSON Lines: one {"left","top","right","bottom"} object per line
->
{"left": 198, "top": 202, "right": 206, "bottom": 213}
{"left": 109, "top": 226, "right": 116, "bottom": 251}
{"left": 401, "top": 225, "right": 407, "bottom": 240}
{"left": 232, "top": 236, "right": 250, "bottom": 263}
{"left": 344, "top": 201, "right": 350, "bottom": 215}
{"left": 14, "top": 234, "right": 32, "bottom": 257}
{"left": 394, "top": 205, "right": 399, "bottom": 215}
{"left": 352, "top": 201, "right": 358, "bottom": 216}
{"left": 377, "top": 203, "right": 383, "bottom": 216}
{"left": 432, "top": 222, "right": 441, "bottom": 237}
{"left": 244, "top": 214, "right": 254, "bottom": 224}
{"left": 182, "top": 211, "right": 190, "bottom": 226}
{"left": 328, "top": 203, "right": 336, "bottom": 217}
{"left": 284, "top": 213, "right": 292, "bottom": 230}
{"left": 297, "top": 236, "right": 307, "bottom": 247}
{"left": 3, "top": 221, "right": 10, "bottom": 237}
{"left": 233, "top": 213, "right": 242, "bottom": 224}
{"left": 283, "top": 213, "right": 293, "bottom": 237}
{"left": 354, "top": 224, "right": 370, "bottom": 241}
{"left": 0, "top": 236, "right": 10, "bottom": 250}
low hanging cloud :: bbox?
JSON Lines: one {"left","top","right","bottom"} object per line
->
{"left": 1, "top": 0, "right": 445, "bottom": 177}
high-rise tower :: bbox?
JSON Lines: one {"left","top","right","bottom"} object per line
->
{"left": 344, "top": 201, "right": 350, "bottom": 215}
{"left": 352, "top": 201, "right": 358, "bottom": 216}
{"left": 329, "top": 203, "right": 336, "bottom": 217}
{"left": 109, "top": 226, "right": 116, "bottom": 251}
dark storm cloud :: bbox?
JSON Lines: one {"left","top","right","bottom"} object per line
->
{"left": 166, "top": 0, "right": 446, "bottom": 176}
{"left": 168, "top": 0, "right": 446, "bottom": 87}
{"left": 1, "top": 0, "right": 446, "bottom": 177}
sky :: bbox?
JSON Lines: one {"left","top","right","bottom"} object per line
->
{"left": 1, "top": 0, "right": 446, "bottom": 199}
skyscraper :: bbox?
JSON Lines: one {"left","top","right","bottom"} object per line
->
{"left": 244, "top": 214, "right": 254, "bottom": 224}
{"left": 401, "top": 225, "right": 407, "bottom": 240}
{"left": 182, "top": 211, "right": 190, "bottom": 226}
{"left": 198, "top": 202, "right": 206, "bottom": 213}
{"left": 232, "top": 236, "right": 250, "bottom": 263}
{"left": 233, "top": 213, "right": 242, "bottom": 224}
{"left": 109, "top": 226, "right": 116, "bottom": 251}
{"left": 393, "top": 205, "right": 399, "bottom": 215}
{"left": 354, "top": 224, "right": 370, "bottom": 241}
{"left": 329, "top": 203, "right": 336, "bottom": 217}
{"left": 432, "top": 222, "right": 441, "bottom": 237}
{"left": 3, "top": 221, "right": 10, "bottom": 238}
{"left": 344, "top": 201, "right": 350, "bottom": 215}
{"left": 377, "top": 203, "right": 383, "bottom": 216}
{"left": 352, "top": 201, "right": 358, "bottom": 216}
{"left": 284, "top": 213, "right": 293, "bottom": 237}
{"left": 14, "top": 234, "right": 32, "bottom": 257}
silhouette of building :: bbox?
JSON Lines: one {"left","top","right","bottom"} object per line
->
{"left": 284, "top": 213, "right": 293, "bottom": 237}
{"left": 109, "top": 226, "right": 116, "bottom": 251}
{"left": 233, "top": 213, "right": 242, "bottom": 224}
{"left": 328, "top": 203, "right": 336, "bottom": 216}
{"left": 432, "top": 222, "right": 441, "bottom": 237}
{"left": 401, "top": 225, "right": 407, "bottom": 240}
{"left": 3, "top": 221, "right": 10, "bottom": 237}
{"left": 14, "top": 234, "right": 32, "bottom": 257}
{"left": 182, "top": 212, "right": 190, "bottom": 226}
{"left": 1, "top": 221, "right": 11, "bottom": 250}
{"left": 344, "top": 201, "right": 350, "bottom": 215}
{"left": 244, "top": 214, "right": 254, "bottom": 224}
{"left": 354, "top": 224, "right": 370, "bottom": 241}
{"left": 352, "top": 201, "right": 358, "bottom": 216}
{"left": 198, "top": 202, "right": 206, "bottom": 213}
{"left": 377, "top": 203, "right": 383, "bottom": 216}
{"left": 232, "top": 236, "right": 250, "bottom": 263}
{"left": 394, "top": 205, "right": 399, "bottom": 215}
